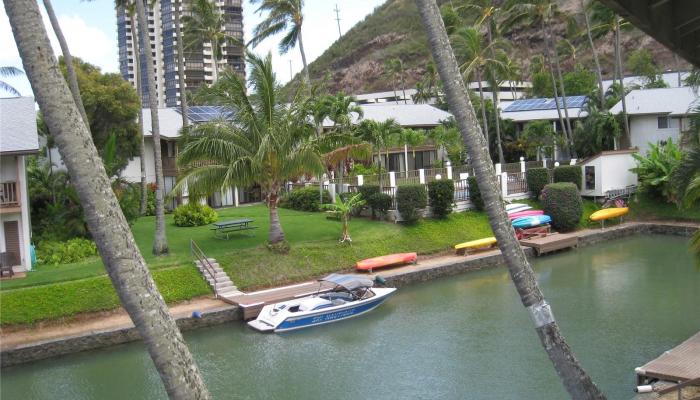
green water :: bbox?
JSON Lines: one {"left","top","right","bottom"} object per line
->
{"left": 2, "top": 235, "right": 699, "bottom": 399}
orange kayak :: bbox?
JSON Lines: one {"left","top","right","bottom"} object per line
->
{"left": 356, "top": 252, "right": 418, "bottom": 272}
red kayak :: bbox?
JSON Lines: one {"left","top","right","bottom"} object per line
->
{"left": 508, "top": 209, "right": 544, "bottom": 220}
{"left": 356, "top": 252, "right": 417, "bottom": 272}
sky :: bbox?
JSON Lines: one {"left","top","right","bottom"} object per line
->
{"left": 0, "top": 0, "right": 386, "bottom": 98}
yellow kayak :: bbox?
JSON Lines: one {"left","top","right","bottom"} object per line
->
{"left": 455, "top": 237, "right": 497, "bottom": 251}
{"left": 590, "top": 207, "right": 629, "bottom": 221}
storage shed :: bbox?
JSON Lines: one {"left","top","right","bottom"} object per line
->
{"left": 578, "top": 150, "right": 638, "bottom": 198}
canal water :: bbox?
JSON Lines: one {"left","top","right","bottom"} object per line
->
{"left": 3, "top": 234, "right": 699, "bottom": 399}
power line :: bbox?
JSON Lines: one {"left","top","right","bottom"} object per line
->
{"left": 334, "top": 4, "right": 341, "bottom": 39}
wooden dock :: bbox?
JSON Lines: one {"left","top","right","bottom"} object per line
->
{"left": 636, "top": 331, "right": 700, "bottom": 385}
{"left": 518, "top": 232, "right": 579, "bottom": 255}
{"left": 220, "top": 280, "right": 336, "bottom": 320}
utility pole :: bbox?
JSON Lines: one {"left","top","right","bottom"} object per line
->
{"left": 334, "top": 4, "right": 341, "bottom": 39}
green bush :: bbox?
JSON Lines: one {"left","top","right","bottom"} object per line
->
{"left": 526, "top": 167, "right": 550, "bottom": 199}
{"left": 467, "top": 176, "right": 484, "bottom": 211}
{"left": 631, "top": 140, "right": 682, "bottom": 202}
{"left": 36, "top": 238, "right": 98, "bottom": 266}
{"left": 396, "top": 185, "right": 427, "bottom": 223}
{"left": 553, "top": 165, "right": 583, "bottom": 189}
{"left": 368, "top": 192, "right": 393, "bottom": 217}
{"left": 428, "top": 179, "right": 455, "bottom": 218}
{"left": 279, "top": 187, "right": 331, "bottom": 211}
{"left": 173, "top": 202, "right": 218, "bottom": 227}
{"left": 541, "top": 183, "right": 583, "bottom": 232}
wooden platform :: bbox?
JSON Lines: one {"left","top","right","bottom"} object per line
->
{"left": 518, "top": 232, "right": 579, "bottom": 255}
{"left": 220, "top": 280, "right": 337, "bottom": 320}
{"left": 636, "top": 331, "right": 700, "bottom": 385}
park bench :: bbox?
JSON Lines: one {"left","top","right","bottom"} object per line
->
{"left": 211, "top": 218, "right": 257, "bottom": 239}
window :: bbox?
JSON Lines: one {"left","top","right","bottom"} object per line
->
{"left": 585, "top": 166, "right": 595, "bottom": 191}
{"left": 657, "top": 116, "right": 670, "bottom": 129}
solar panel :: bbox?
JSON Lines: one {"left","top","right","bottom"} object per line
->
{"left": 503, "top": 96, "right": 587, "bottom": 113}
{"left": 176, "top": 106, "right": 235, "bottom": 122}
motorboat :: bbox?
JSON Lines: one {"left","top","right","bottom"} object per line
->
{"left": 247, "top": 274, "right": 396, "bottom": 333}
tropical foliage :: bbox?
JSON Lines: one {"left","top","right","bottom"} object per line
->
{"left": 396, "top": 184, "right": 427, "bottom": 223}
{"left": 322, "top": 193, "right": 366, "bottom": 243}
{"left": 631, "top": 140, "right": 683, "bottom": 203}
{"left": 0, "top": 66, "right": 22, "bottom": 96}
{"left": 173, "top": 202, "right": 218, "bottom": 227}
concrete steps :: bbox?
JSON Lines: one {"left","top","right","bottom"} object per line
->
{"left": 194, "top": 258, "right": 243, "bottom": 297}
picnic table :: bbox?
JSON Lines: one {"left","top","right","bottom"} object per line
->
{"left": 211, "top": 218, "right": 257, "bottom": 239}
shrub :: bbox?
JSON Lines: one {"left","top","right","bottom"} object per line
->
{"left": 428, "top": 179, "right": 455, "bottom": 218}
{"left": 541, "top": 183, "right": 583, "bottom": 232}
{"left": 396, "top": 185, "right": 427, "bottom": 223}
{"left": 553, "top": 165, "right": 583, "bottom": 189}
{"left": 115, "top": 183, "right": 141, "bottom": 224}
{"left": 279, "top": 187, "right": 331, "bottom": 211}
{"left": 173, "top": 202, "right": 218, "bottom": 227}
{"left": 36, "top": 238, "right": 98, "bottom": 266}
{"left": 526, "top": 167, "right": 550, "bottom": 199}
{"left": 467, "top": 176, "right": 484, "bottom": 211}
{"left": 368, "top": 192, "right": 393, "bottom": 217}
{"left": 357, "top": 185, "right": 380, "bottom": 217}
{"left": 631, "top": 140, "right": 682, "bottom": 202}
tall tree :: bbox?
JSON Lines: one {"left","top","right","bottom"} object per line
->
{"left": 173, "top": 0, "right": 189, "bottom": 127}
{"left": 0, "top": 66, "right": 22, "bottom": 96}
{"left": 357, "top": 118, "right": 402, "bottom": 190}
{"left": 413, "top": 1, "right": 606, "bottom": 398}
{"left": 579, "top": 0, "right": 605, "bottom": 108}
{"left": 249, "top": 0, "right": 310, "bottom": 85}
{"left": 4, "top": 1, "right": 209, "bottom": 398}
{"left": 385, "top": 57, "right": 408, "bottom": 104}
{"left": 182, "top": 0, "right": 235, "bottom": 84}
{"left": 42, "top": 0, "right": 90, "bottom": 129}
{"left": 134, "top": 0, "right": 169, "bottom": 254}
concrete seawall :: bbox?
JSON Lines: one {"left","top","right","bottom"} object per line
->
{"left": 1, "top": 221, "right": 696, "bottom": 368}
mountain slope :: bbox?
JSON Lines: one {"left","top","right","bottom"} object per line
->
{"left": 298, "top": 0, "right": 686, "bottom": 95}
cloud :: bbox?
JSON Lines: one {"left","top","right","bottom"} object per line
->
{"left": 0, "top": 3, "right": 118, "bottom": 97}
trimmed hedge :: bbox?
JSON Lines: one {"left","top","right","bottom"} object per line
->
{"left": 36, "top": 238, "right": 98, "bottom": 266}
{"left": 541, "top": 183, "right": 583, "bottom": 232}
{"left": 467, "top": 176, "right": 484, "bottom": 211}
{"left": 553, "top": 165, "right": 583, "bottom": 190}
{"left": 368, "top": 192, "right": 393, "bottom": 217}
{"left": 526, "top": 167, "right": 550, "bottom": 199}
{"left": 0, "top": 266, "right": 211, "bottom": 325}
{"left": 173, "top": 202, "right": 218, "bottom": 227}
{"left": 428, "top": 180, "right": 455, "bottom": 218}
{"left": 396, "top": 185, "right": 427, "bottom": 223}
{"left": 280, "top": 187, "right": 331, "bottom": 211}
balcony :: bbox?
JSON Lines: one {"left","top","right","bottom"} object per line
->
{"left": 0, "top": 182, "right": 20, "bottom": 213}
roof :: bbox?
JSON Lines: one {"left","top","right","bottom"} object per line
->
{"left": 501, "top": 108, "right": 588, "bottom": 122}
{"left": 602, "top": 71, "right": 689, "bottom": 92}
{"left": 0, "top": 97, "right": 39, "bottom": 155}
{"left": 321, "top": 274, "right": 374, "bottom": 290}
{"left": 504, "top": 96, "right": 587, "bottom": 112}
{"left": 324, "top": 103, "right": 452, "bottom": 128}
{"left": 609, "top": 87, "right": 699, "bottom": 116}
{"left": 141, "top": 108, "right": 184, "bottom": 139}
{"left": 577, "top": 149, "right": 638, "bottom": 165}
{"left": 174, "top": 106, "right": 234, "bottom": 123}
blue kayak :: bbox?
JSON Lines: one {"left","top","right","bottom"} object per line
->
{"left": 512, "top": 215, "right": 552, "bottom": 229}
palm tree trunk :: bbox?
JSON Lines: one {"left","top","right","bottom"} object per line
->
{"left": 614, "top": 21, "right": 631, "bottom": 148}
{"left": 542, "top": 21, "right": 567, "bottom": 157}
{"left": 174, "top": 0, "right": 189, "bottom": 128}
{"left": 580, "top": 0, "right": 605, "bottom": 108}
{"left": 4, "top": 1, "right": 210, "bottom": 399}
{"left": 476, "top": 72, "right": 490, "bottom": 156}
{"left": 130, "top": 11, "right": 148, "bottom": 216}
{"left": 546, "top": 22, "right": 575, "bottom": 157}
{"left": 268, "top": 193, "right": 285, "bottom": 244}
{"left": 413, "top": 1, "right": 606, "bottom": 399}
{"left": 400, "top": 62, "right": 408, "bottom": 104}
{"left": 211, "top": 36, "right": 219, "bottom": 83}
{"left": 135, "top": 0, "right": 169, "bottom": 255}
{"left": 486, "top": 24, "right": 504, "bottom": 164}
{"left": 297, "top": 29, "right": 311, "bottom": 85}
{"left": 43, "top": 0, "right": 89, "bottom": 130}
{"left": 392, "top": 75, "right": 399, "bottom": 104}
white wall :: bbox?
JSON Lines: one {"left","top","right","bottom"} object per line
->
{"left": 0, "top": 157, "right": 17, "bottom": 181}
{"left": 0, "top": 156, "right": 31, "bottom": 269}
{"left": 601, "top": 153, "right": 638, "bottom": 194}
{"left": 580, "top": 158, "right": 603, "bottom": 197}
{"left": 120, "top": 138, "right": 156, "bottom": 184}
{"left": 630, "top": 115, "right": 683, "bottom": 155}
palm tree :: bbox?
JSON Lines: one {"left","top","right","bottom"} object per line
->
{"left": 322, "top": 193, "right": 365, "bottom": 243}
{"left": 357, "top": 118, "right": 402, "bottom": 190}
{"left": 249, "top": 0, "right": 310, "bottom": 85}
{"left": 451, "top": 26, "right": 506, "bottom": 157}
{"left": 413, "top": 61, "right": 441, "bottom": 104}
{"left": 397, "top": 128, "right": 426, "bottom": 172}
{"left": 385, "top": 57, "right": 408, "bottom": 104}
{"left": 182, "top": 0, "right": 238, "bottom": 83}
{"left": 0, "top": 66, "right": 22, "bottom": 96}
{"left": 4, "top": 1, "right": 210, "bottom": 398}
{"left": 579, "top": 0, "right": 605, "bottom": 108}
{"left": 134, "top": 0, "right": 169, "bottom": 255}
{"left": 413, "top": 1, "right": 605, "bottom": 398}
{"left": 427, "top": 124, "right": 460, "bottom": 166}
{"left": 175, "top": 53, "right": 352, "bottom": 245}
{"left": 173, "top": 0, "right": 189, "bottom": 127}
{"left": 589, "top": 1, "right": 631, "bottom": 147}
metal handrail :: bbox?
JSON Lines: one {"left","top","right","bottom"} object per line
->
{"left": 190, "top": 240, "right": 218, "bottom": 298}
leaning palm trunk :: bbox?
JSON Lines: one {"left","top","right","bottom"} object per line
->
{"left": 174, "top": 0, "right": 189, "bottom": 127}
{"left": 614, "top": 20, "right": 631, "bottom": 147}
{"left": 135, "top": 0, "right": 169, "bottom": 255}
{"left": 43, "top": 0, "right": 89, "bottom": 129}
{"left": 130, "top": 11, "right": 148, "bottom": 215}
{"left": 546, "top": 23, "right": 575, "bottom": 156}
{"left": 542, "top": 20, "right": 567, "bottom": 156}
{"left": 486, "top": 25, "right": 504, "bottom": 164}
{"left": 476, "top": 71, "right": 490, "bottom": 155}
{"left": 580, "top": 0, "right": 605, "bottom": 108}
{"left": 297, "top": 30, "right": 310, "bottom": 85}
{"left": 413, "top": 1, "right": 606, "bottom": 398}
{"left": 4, "top": 1, "right": 210, "bottom": 398}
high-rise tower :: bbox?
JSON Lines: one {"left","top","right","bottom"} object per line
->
{"left": 117, "top": 0, "right": 244, "bottom": 108}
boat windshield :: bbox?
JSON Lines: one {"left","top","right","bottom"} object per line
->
{"left": 320, "top": 274, "right": 374, "bottom": 291}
